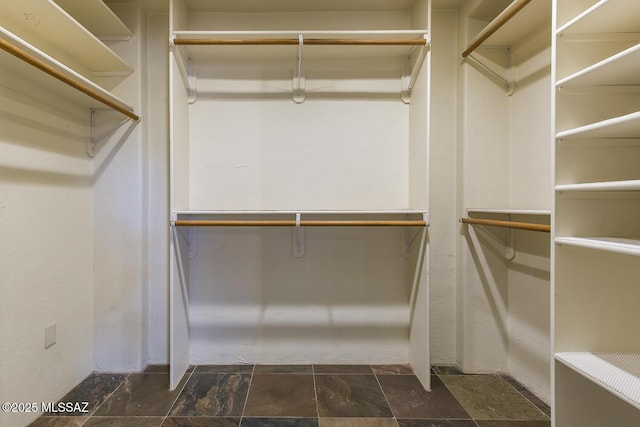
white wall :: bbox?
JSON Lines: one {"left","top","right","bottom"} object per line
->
{"left": 0, "top": 45, "right": 94, "bottom": 427}
{"left": 429, "top": 7, "right": 459, "bottom": 365}
{"left": 92, "top": 2, "right": 147, "bottom": 372}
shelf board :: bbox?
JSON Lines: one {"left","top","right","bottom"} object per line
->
{"left": 557, "top": 0, "right": 640, "bottom": 35}
{"left": 556, "top": 179, "right": 640, "bottom": 192}
{"left": 477, "top": 0, "right": 550, "bottom": 49}
{"left": 0, "top": 0, "right": 131, "bottom": 76}
{"left": 557, "top": 42, "right": 640, "bottom": 87}
{"left": 0, "top": 26, "right": 137, "bottom": 119}
{"left": 173, "top": 30, "right": 429, "bottom": 61}
{"left": 556, "top": 111, "right": 640, "bottom": 140}
{"left": 53, "top": 0, "right": 132, "bottom": 40}
{"left": 465, "top": 208, "right": 551, "bottom": 216}
{"left": 173, "top": 210, "right": 428, "bottom": 227}
{"left": 555, "top": 237, "right": 640, "bottom": 256}
{"left": 180, "top": 0, "right": 419, "bottom": 13}
{"left": 555, "top": 352, "right": 640, "bottom": 410}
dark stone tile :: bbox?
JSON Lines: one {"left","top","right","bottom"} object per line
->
{"left": 83, "top": 417, "right": 164, "bottom": 426}
{"left": 475, "top": 422, "right": 551, "bottom": 427}
{"left": 432, "top": 366, "right": 464, "bottom": 376}
{"left": 377, "top": 375, "right": 470, "bottom": 419}
{"left": 194, "top": 365, "right": 254, "bottom": 374}
{"left": 141, "top": 364, "right": 195, "bottom": 374}
{"left": 498, "top": 374, "right": 551, "bottom": 417}
{"left": 255, "top": 365, "right": 313, "bottom": 374}
{"left": 162, "top": 418, "right": 240, "bottom": 427}
{"left": 319, "top": 418, "right": 399, "bottom": 426}
{"left": 241, "top": 418, "right": 318, "bottom": 427}
{"left": 244, "top": 373, "right": 316, "bottom": 417}
{"left": 314, "top": 365, "right": 373, "bottom": 375}
{"left": 315, "top": 375, "right": 392, "bottom": 418}
{"left": 397, "top": 421, "right": 477, "bottom": 427}
{"left": 169, "top": 373, "right": 251, "bottom": 416}
{"left": 141, "top": 365, "right": 170, "bottom": 374}
{"left": 94, "top": 373, "right": 188, "bottom": 416}
{"left": 371, "top": 365, "right": 413, "bottom": 375}
{"left": 44, "top": 373, "right": 126, "bottom": 417}
{"left": 28, "top": 417, "right": 86, "bottom": 426}
{"left": 439, "top": 375, "right": 549, "bottom": 421}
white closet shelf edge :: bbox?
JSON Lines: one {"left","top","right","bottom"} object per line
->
{"left": 465, "top": 208, "right": 550, "bottom": 215}
{"left": 555, "top": 179, "right": 640, "bottom": 192}
{"left": 555, "top": 352, "right": 640, "bottom": 410}
{"left": 556, "top": 111, "right": 640, "bottom": 140}
{"left": 555, "top": 237, "right": 640, "bottom": 256}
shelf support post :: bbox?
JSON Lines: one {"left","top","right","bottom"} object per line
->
{"left": 293, "top": 34, "right": 305, "bottom": 103}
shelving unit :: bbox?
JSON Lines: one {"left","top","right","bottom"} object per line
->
{"left": 0, "top": 0, "right": 138, "bottom": 122}
{"left": 553, "top": 0, "right": 640, "bottom": 424}
{"left": 169, "top": 0, "right": 432, "bottom": 391}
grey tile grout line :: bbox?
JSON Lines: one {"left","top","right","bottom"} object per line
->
{"left": 371, "top": 366, "right": 401, "bottom": 427}
{"left": 238, "top": 364, "right": 257, "bottom": 425}
{"left": 311, "top": 364, "right": 321, "bottom": 422}
{"left": 161, "top": 365, "right": 196, "bottom": 424}
{"left": 79, "top": 372, "right": 129, "bottom": 426}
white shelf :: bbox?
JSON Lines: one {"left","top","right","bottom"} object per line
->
{"left": 465, "top": 208, "right": 551, "bottom": 216}
{"left": 173, "top": 30, "right": 429, "bottom": 61}
{"left": 555, "top": 352, "right": 640, "bottom": 410}
{"left": 556, "top": 42, "right": 640, "bottom": 87}
{"left": 53, "top": 0, "right": 132, "bottom": 40}
{"left": 556, "top": 179, "right": 640, "bottom": 192}
{"left": 555, "top": 237, "right": 640, "bottom": 256}
{"left": 0, "top": 26, "right": 137, "bottom": 119}
{"left": 179, "top": 0, "right": 422, "bottom": 13}
{"left": 477, "top": 0, "right": 550, "bottom": 48}
{"left": 557, "top": 0, "right": 640, "bottom": 35}
{"left": 0, "top": 0, "right": 131, "bottom": 76}
{"left": 556, "top": 111, "right": 640, "bottom": 140}
{"left": 174, "top": 209, "right": 428, "bottom": 219}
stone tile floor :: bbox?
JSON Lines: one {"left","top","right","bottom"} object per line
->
{"left": 29, "top": 365, "right": 550, "bottom": 427}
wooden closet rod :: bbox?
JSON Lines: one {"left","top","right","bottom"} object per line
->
{"left": 461, "top": 217, "right": 550, "bottom": 233}
{"left": 461, "top": 0, "right": 531, "bottom": 58}
{"left": 174, "top": 38, "right": 427, "bottom": 46}
{"left": 174, "top": 219, "right": 428, "bottom": 227}
{"left": 0, "top": 37, "right": 140, "bottom": 121}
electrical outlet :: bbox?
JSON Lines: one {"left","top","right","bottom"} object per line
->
{"left": 45, "top": 324, "right": 56, "bottom": 349}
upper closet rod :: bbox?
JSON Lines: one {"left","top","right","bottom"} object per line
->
{"left": 174, "top": 38, "right": 427, "bottom": 46}
{"left": 174, "top": 219, "right": 428, "bottom": 227}
{"left": 460, "top": 217, "right": 550, "bottom": 233}
{"left": 461, "top": 0, "right": 531, "bottom": 58}
{"left": 0, "top": 36, "right": 139, "bottom": 121}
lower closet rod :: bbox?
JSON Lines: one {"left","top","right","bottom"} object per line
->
{"left": 460, "top": 217, "right": 550, "bottom": 233}
{"left": 174, "top": 220, "right": 427, "bottom": 227}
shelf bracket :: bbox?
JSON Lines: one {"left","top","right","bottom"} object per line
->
{"left": 292, "top": 213, "right": 305, "bottom": 257}
{"left": 464, "top": 214, "right": 516, "bottom": 260}
{"left": 293, "top": 34, "right": 306, "bottom": 104}
{"left": 464, "top": 52, "right": 515, "bottom": 95}
{"left": 88, "top": 108, "right": 133, "bottom": 157}
{"left": 401, "top": 34, "right": 429, "bottom": 104}
{"left": 171, "top": 38, "right": 198, "bottom": 104}
{"left": 402, "top": 213, "right": 428, "bottom": 258}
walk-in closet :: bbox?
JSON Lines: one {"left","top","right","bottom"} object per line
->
{"left": 1, "top": 1, "right": 638, "bottom": 426}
